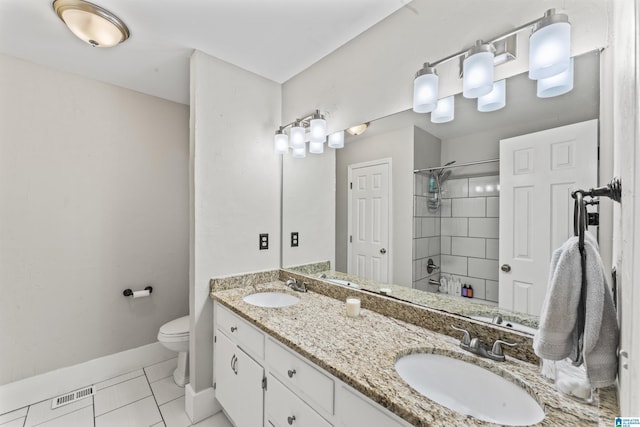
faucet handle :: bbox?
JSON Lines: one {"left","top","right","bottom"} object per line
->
{"left": 451, "top": 325, "right": 471, "bottom": 346}
{"left": 491, "top": 339, "right": 517, "bottom": 356}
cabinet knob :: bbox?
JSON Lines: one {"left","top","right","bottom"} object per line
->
{"left": 287, "top": 415, "right": 296, "bottom": 425}
{"left": 287, "top": 369, "right": 296, "bottom": 378}
{"left": 230, "top": 326, "right": 237, "bottom": 333}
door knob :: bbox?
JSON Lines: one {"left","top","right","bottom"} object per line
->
{"left": 380, "top": 248, "right": 387, "bottom": 254}
{"left": 501, "top": 264, "right": 511, "bottom": 272}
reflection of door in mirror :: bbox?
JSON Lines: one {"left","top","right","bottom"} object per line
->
{"left": 499, "top": 119, "right": 598, "bottom": 316}
{"left": 347, "top": 159, "right": 390, "bottom": 283}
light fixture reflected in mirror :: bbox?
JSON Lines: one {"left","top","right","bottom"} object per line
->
{"left": 478, "top": 79, "right": 506, "bottom": 112}
{"left": 430, "top": 96, "right": 455, "bottom": 123}
{"left": 274, "top": 110, "right": 340, "bottom": 156}
{"left": 413, "top": 65, "right": 439, "bottom": 113}
{"left": 463, "top": 41, "right": 495, "bottom": 99}
{"left": 289, "top": 122, "right": 306, "bottom": 150}
{"left": 328, "top": 130, "right": 345, "bottom": 148}
{"left": 537, "top": 57, "right": 574, "bottom": 98}
{"left": 274, "top": 128, "right": 288, "bottom": 154}
{"left": 52, "top": 0, "right": 130, "bottom": 48}
{"left": 309, "top": 112, "right": 327, "bottom": 144}
{"left": 346, "top": 123, "right": 369, "bottom": 136}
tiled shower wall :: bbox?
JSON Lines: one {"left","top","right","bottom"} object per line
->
{"left": 413, "top": 174, "right": 500, "bottom": 304}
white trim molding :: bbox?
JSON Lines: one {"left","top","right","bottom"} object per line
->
{"left": 185, "top": 383, "right": 221, "bottom": 423}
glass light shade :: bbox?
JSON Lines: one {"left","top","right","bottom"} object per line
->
{"left": 292, "top": 146, "right": 306, "bottom": 158}
{"left": 53, "top": 0, "right": 130, "bottom": 48}
{"left": 431, "top": 96, "right": 455, "bottom": 123}
{"left": 413, "top": 70, "right": 439, "bottom": 113}
{"left": 346, "top": 123, "right": 369, "bottom": 136}
{"left": 328, "top": 130, "right": 345, "bottom": 148}
{"left": 478, "top": 79, "right": 506, "bottom": 112}
{"left": 309, "top": 117, "right": 327, "bottom": 143}
{"left": 274, "top": 132, "right": 288, "bottom": 154}
{"left": 537, "top": 57, "right": 574, "bottom": 98}
{"left": 289, "top": 125, "right": 305, "bottom": 149}
{"left": 529, "top": 21, "right": 571, "bottom": 80}
{"left": 463, "top": 51, "right": 494, "bottom": 98}
{"left": 309, "top": 141, "right": 324, "bottom": 154}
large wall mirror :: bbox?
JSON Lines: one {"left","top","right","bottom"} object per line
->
{"left": 281, "top": 50, "right": 602, "bottom": 335}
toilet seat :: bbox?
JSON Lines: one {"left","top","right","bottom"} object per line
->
{"left": 158, "top": 315, "right": 189, "bottom": 342}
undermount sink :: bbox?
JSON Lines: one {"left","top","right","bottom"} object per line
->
{"left": 242, "top": 292, "right": 300, "bottom": 308}
{"left": 395, "top": 353, "right": 545, "bottom": 426}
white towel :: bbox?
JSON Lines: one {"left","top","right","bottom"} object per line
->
{"left": 533, "top": 231, "right": 618, "bottom": 388}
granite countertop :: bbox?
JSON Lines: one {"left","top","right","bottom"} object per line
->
{"left": 211, "top": 280, "right": 617, "bottom": 427}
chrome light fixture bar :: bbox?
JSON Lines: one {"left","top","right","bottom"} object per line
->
{"left": 413, "top": 9, "right": 572, "bottom": 121}
{"left": 274, "top": 110, "right": 343, "bottom": 157}
{"left": 52, "top": 0, "right": 130, "bottom": 47}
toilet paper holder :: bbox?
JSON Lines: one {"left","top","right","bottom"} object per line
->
{"left": 123, "top": 286, "right": 153, "bottom": 297}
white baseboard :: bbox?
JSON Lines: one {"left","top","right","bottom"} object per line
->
{"left": 185, "top": 384, "right": 221, "bottom": 424}
{"left": 0, "top": 342, "right": 175, "bottom": 414}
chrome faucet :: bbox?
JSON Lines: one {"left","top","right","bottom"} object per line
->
{"left": 285, "top": 278, "right": 308, "bottom": 293}
{"left": 451, "top": 325, "right": 516, "bottom": 362}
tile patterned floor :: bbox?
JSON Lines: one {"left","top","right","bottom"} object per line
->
{"left": 0, "top": 358, "right": 232, "bottom": 427}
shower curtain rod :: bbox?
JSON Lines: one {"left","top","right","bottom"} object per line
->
{"left": 414, "top": 158, "right": 499, "bottom": 174}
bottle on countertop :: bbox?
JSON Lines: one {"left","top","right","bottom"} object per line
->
{"left": 467, "top": 284, "right": 474, "bottom": 298}
{"left": 462, "top": 284, "right": 468, "bottom": 297}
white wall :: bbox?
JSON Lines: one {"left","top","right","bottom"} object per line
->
{"left": 189, "top": 51, "right": 281, "bottom": 394}
{"left": 0, "top": 54, "right": 189, "bottom": 385}
{"left": 336, "top": 126, "right": 414, "bottom": 285}
{"left": 282, "top": 152, "right": 335, "bottom": 269}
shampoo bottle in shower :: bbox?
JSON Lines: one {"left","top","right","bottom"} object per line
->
{"left": 428, "top": 173, "right": 437, "bottom": 193}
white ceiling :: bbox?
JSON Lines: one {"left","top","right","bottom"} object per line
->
{"left": 0, "top": 0, "right": 408, "bottom": 105}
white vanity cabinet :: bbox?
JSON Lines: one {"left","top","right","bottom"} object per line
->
{"left": 213, "top": 301, "right": 411, "bottom": 427}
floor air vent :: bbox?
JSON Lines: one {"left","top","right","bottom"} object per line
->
{"left": 51, "top": 385, "right": 95, "bottom": 409}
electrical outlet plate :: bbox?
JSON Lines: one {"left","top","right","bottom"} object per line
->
{"left": 259, "top": 233, "right": 269, "bottom": 250}
{"left": 291, "top": 232, "right": 299, "bottom": 247}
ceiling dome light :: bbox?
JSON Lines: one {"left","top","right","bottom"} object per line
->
{"left": 463, "top": 41, "right": 495, "bottom": 98}
{"left": 413, "top": 64, "right": 439, "bottom": 113}
{"left": 328, "top": 130, "right": 345, "bottom": 148}
{"left": 53, "top": 0, "right": 130, "bottom": 48}
{"left": 346, "top": 123, "right": 369, "bottom": 136}
{"left": 478, "top": 79, "right": 506, "bottom": 112}
{"left": 537, "top": 57, "right": 574, "bottom": 98}
{"left": 431, "top": 96, "right": 455, "bottom": 123}
{"left": 529, "top": 9, "right": 570, "bottom": 80}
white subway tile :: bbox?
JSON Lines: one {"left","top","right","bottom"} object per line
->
{"left": 417, "top": 238, "right": 429, "bottom": 258}
{"left": 468, "top": 258, "right": 499, "bottom": 281}
{"left": 451, "top": 237, "right": 486, "bottom": 258}
{"left": 452, "top": 198, "right": 486, "bottom": 218}
{"left": 442, "top": 178, "right": 469, "bottom": 198}
{"left": 441, "top": 218, "right": 468, "bottom": 237}
{"left": 441, "top": 255, "right": 467, "bottom": 276}
{"left": 486, "top": 238, "right": 499, "bottom": 260}
{"left": 486, "top": 196, "right": 499, "bottom": 217}
{"left": 415, "top": 174, "right": 422, "bottom": 196}
{"left": 468, "top": 218, "right": 499, "bottom": 238}
{"left": 421, "top": 217, "right": 437, "bottom": 237}
{"left": 441, "top": 236, "right": 451, "bottom": 254}
{"left": 413, "top": 217, "right": 421, "bottom": 238}
{"left": 428, "top": 237, "right": 441, "bottom": 256}
{"left": 486, "top": 280, "right": 499, "bottom": 302}
{"left": 439, "top": 198, "right": 452, "bottom": 217}
{"left": 469, "top": 175, "right": 500, "bottom": 197}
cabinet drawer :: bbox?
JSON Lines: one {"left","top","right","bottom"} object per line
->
{"left": 266, "top": 374, "right": 332, "bottom": 427}
{"left": 266, "top": 338, "right": 334, "bottom": 415}
{"left": 216, "top": 302, "right": 265, "bottom": 360}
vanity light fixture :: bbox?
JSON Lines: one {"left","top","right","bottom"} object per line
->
{"left": 346, "top": 123, "right": 369, "bottom": 136}
{"left": 274, "top": 110, "right": 341, "bottom": 157}
{"left": 328, "top": 130, "right": 345, "bottom": 149}
{"left": 430, "top": 96, "right": 455, "bottom": 123}
{"left": 478, "top": 79, "right": 506, "bottom": 112}
{"left": 463, "top": 41, "right": 495, "bottom": 99}
{"left": 52, "top": 0, "right": 130, "bottom": 48}
{"left": 412, "top": 9, "right": 572, "bottom": 122}
{"left": 537, "top": 57, "right": 574, "bottom": 98}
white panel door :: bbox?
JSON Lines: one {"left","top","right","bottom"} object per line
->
{"left": 499, "top": 119, "right": 598, "bottom": 315}
{"left": 348, "top": 160, "right": 390, "bottom": 283}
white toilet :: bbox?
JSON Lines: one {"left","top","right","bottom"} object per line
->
{"left": 157, "top": 315, "right": 190, "bottom": 387}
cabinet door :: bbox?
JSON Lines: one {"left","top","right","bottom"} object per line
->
{"left": 336, "top": 385, "right": 409, "bottom": 427}
{"left": 215, "top": 330, "right": 264, "bottom": 427}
